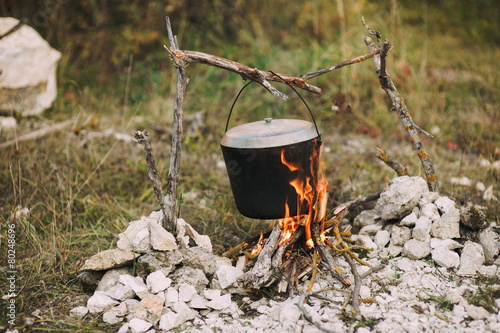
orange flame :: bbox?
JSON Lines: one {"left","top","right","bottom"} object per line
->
{"left": 250, "top": 231, "right": 265, "bottom": 256}
{"left": 279, "top": 140, "right": 328, "bottom": 248}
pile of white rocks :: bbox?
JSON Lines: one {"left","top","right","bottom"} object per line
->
{"left": 352, "top": 176, "right": 499, "bottom": 275}
{"left": 71, "top": 176, "right": 500, "bottom": 332}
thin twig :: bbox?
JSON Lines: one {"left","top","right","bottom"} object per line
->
{"left": 134, "top": 130, "right": 170, "bottom": 231}
{"left": 342, "top": 252, "right": 361, "bottom": 315}
{"left": 301, "top": 49, "right": 382, "bottom": 81}
{"left": 376, "top": 147, "right": 412, "bottom": 176}
{"left": 361, "top": 16, "right": 381, "bottom": 46}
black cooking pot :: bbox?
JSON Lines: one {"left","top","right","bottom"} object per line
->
{"left": 220, "top": 80, "right": 322, "bottom": 219}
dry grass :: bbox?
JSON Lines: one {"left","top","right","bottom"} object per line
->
{"left": 1, "top": 1, "right": 499, "bottom": 330}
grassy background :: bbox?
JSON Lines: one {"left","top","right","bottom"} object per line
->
{"left": 1, "top": 0, "right": 499, "bottom": 330}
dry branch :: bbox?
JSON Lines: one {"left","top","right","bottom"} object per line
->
{"left": 376, "top": 147, "right": 412, "bottom": 176}
{"left": 363, "top": 20, "right": 439, "bottom": 192}
{"left": 163, "top": 17, "right": 190, "bottom": 231}
{"left": 237, "top": 224, "right": 282, "bottom": 289}
{"left": 0, "top": 120, "right": 73, "bottom": 150}
{"left": 134, "top": 130, "right": 171, "bottom": 231}
{"left": 301, "top": 49, "right": 381, "bottom": 81}
{"left": 163, "top": 49, "right": 321, "bottom": 100}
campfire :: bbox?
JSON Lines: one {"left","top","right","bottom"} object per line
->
{"left": 223, "top": 139, "right": 379, "bottom": 300}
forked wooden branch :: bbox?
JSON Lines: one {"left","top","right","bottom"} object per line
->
{"left": 363, "top": 20, "right": 439, "bottom": 192}
{"left": 163, "top": 17, "right": 190, "bottom": 231}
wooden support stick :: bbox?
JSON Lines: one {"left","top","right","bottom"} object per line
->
{"left": 363, "top": 19, "right": 439, "bottom": 192}
{"left": 163, "top": 17, "right": 190, "bottom": 231}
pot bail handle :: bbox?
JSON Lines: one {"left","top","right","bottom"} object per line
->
{"left": 224, "top": 72, "right": 322, "bottom": 142}
{"left": 225, "top": 80, "right": 254, "bottom": 133}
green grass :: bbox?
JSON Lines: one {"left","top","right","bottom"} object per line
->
{"left": 1, "top": 1, "right": 499, "bottom": 330}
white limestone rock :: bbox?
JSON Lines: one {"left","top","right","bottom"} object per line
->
{"left": 146, "top": 270, "right": 171, "bottom": 294}
{"left": 478, "top": 229, "right": 499, "bottom": 264}
{"left": 375, "top": 176, "right": 428, "bottom": 220}
{"left": 102, "top": 302, "right": 128, "bottom": 325}
{"left": 105, "top": 283, "right": 135, "bottom": 301}
{"left": 119, "top": 274, "right": 153, "bottom": 300}
{"left": 207, "top": 293, "right": 232, "bottom": 310}
{"left": 180, "top": 246, "right": 232, "bottom": 275}
{"left": 69, "top": 306, "right": 88, "bottom": 319}
{"left": 87, "top": 291, "right": 119, "bottom": 314}
{"left": 431, "top": 247, "right": 460, "bottom": 268}
{"left": 413, "top": 216, "right": 432, "bottom": 242}
{"left": 117, "top": 323, "right": 129, "bottom": 333}
{"left": 400, "top": 211, "right": 418, "bottom": 227}
{"left": 176, "top": 218, "right": 212, "bottom": 252}
{"left": 164, "top": 287, "right": 179, "bottom": 306}
{"left": 391, "top": 226, "right": 412, "bottom": 246}
{"left": 478, "top": 265, "right": 497, "bottom": 277}
{"left": 358, "top": 222, "right": 383, "bottom": 236}
{"left": 134, "top": 296, "right": 164, "bottom": 325}
{"left": 430, "top": 238, "right": 463, "bottom": 250}
{"left": 461, "top": 300, "right": 490, "bottom": 320}
{"left": 169, "top": 266, "right": 209, "bottom": 293}
{"left": 457, "top": 241, "right": 485, "bottom": 275}
{"left": 158, "top": 308, "right": 190, "bottom": 331}
{"left": 374, "top": 230, "right": 391, "bottom": 248}
{"left": 353, "top": 209, "right": 380, "bottom": 228}
{"left": 0, "top": 18, "right": 61, "bottom": 115}
{"left": 216, "top": 265, "right": 244, "bottom": 289}
{"left": 403, "top": 239, "right": 431, "bottom": 260}
{"left": 96, "top": 267, "right": 133, "bottom": 292}
{"left": 353, "top": 234, "right": 378, "bottom": 250}
{"left": 171, "top": 301, "right": 197, "bottom": 322}
{"left": 203, "top": 289, "right": 221, "bottom": 300}
{"left": 178, "top": 283, "right": 198, "bottom": 303}
{"left": 430, "top": 208, "right": 461, "bottom": 239}
{"left": 420, "top": 203, "right": 440, "bottom": 222}
{"left": 188, "top": 294, "right": 208, "bottom": 309}
{"left": 418, "top": 191, "right": 440, "bottom": 207}
{"left": 117, "top": 220, "right": 151, "bottom": 253}
{"left": 158, "top": 309, "right": 178, "bottom": 331}
{"left": 80, "top": 249, "right": 137, "bottom": 271}
{"left": 387, "top": 243, "right": 403, "bottom": 257}
{"left": 129, "top": 317, "right": 152, "bottom": 333}
{"left": 434, "top": 196, "right": 456, "bottom": 214}
{"left": 149, "top": 221, "right": 178, "bottom": 251}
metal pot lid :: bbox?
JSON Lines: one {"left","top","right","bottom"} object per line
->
{"left": 221, "top": 118, "right": 320, "bottom": 149}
